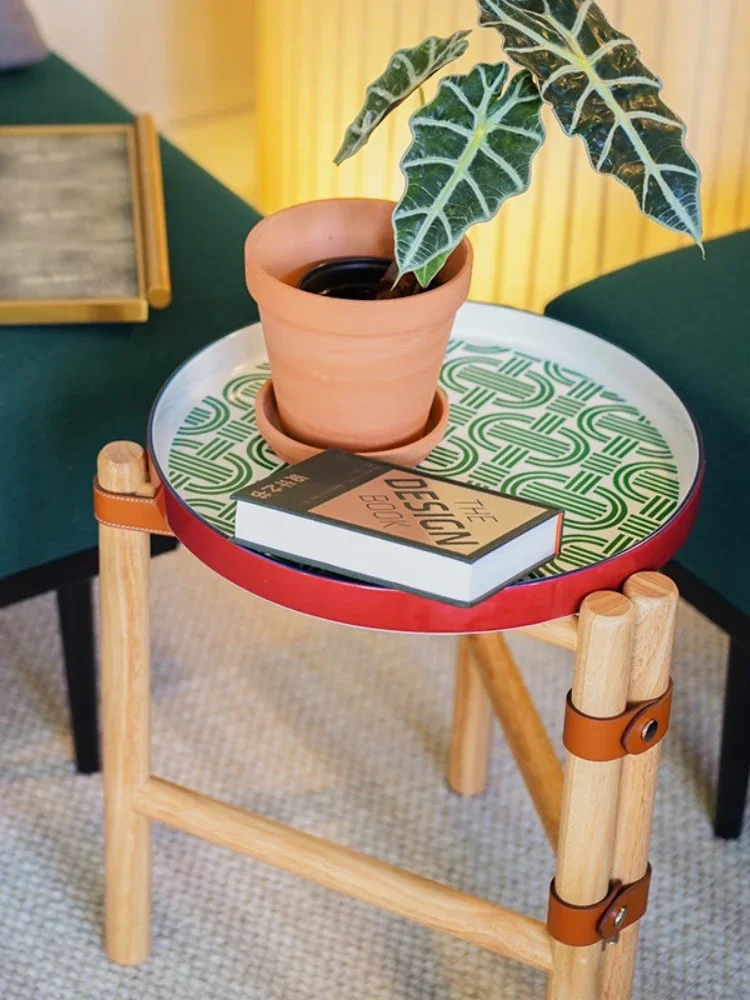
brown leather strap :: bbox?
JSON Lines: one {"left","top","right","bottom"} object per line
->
{"left": 93, "top": 481, "right": 173, "bottom": 536}
{"left": 597, "top": 867, "right": 652, "bottom": 942}
{"left": 563, "top": 680, "right": 673, "bottom": 762}
{"left": 547, "top": 865, "right": 652, "bottom": 946}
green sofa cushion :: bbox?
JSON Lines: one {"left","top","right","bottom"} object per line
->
{"left": 0, "top": 55, "right": 261, "bottom": 579}
{"left": 546, "top": 231, "right": 750, "bottom": 618}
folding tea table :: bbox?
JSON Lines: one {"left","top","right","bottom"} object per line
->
{"left": 94, "top": 302, "right": 702, "bottom": 998}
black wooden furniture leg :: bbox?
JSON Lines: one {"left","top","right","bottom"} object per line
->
{"left": 714, "top": 638, "right": 750, "bottom": 838}
{"left": 56, "top": 577, "right": 100, "bottom": 774}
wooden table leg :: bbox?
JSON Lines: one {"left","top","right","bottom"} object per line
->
{"left": 98, "top": 442, "right": 152, "bottom": 965}
{"left": 547, "top": 592, "right": 634, "bottom": 1000}
{"left": 448, "top": 637, "right": 493, "bottom": 796}
{"left": 601, "top": 573, "right": 678, "bottom": 999}
{"left": 470, "top": 632, "right": 563, "bottom": 848}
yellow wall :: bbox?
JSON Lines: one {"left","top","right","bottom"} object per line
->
{"left": 28, "top": 0, "right": 255, "bottom": 124}
{"left": 27, "top": 0, "right": 257, "bottom": 200}
{"left": 254, "top": 0, "right": 750, "bottom": 311}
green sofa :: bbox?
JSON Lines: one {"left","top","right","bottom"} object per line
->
{"left": 546, "top": 231, "right": 750, "bottom": 838}
{"left": 0, "top": 54, "right": 262, "bottom": 771}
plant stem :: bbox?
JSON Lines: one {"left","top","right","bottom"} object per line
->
{"left": 375, "top": 261, "right": 422, "bottom": 300}
{"left": 418, "top": 85, "right": 426, "bottom": 107}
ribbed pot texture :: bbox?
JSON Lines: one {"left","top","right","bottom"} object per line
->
{"left": 245, "top": 198, "right": 473, "bottom": 453}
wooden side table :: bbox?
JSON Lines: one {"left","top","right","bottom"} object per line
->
{"left": 94, "top": 304, "right": 703, "bottom": 998}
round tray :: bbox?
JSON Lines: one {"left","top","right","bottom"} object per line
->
{"left": 148, "top": 302, "right": 702, "bottom": 634}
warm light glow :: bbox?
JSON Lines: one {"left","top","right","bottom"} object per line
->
{"left": 255, "top": 0, "right": 750, "bottom": 312}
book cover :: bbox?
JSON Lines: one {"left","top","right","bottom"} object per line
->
{"left": 233, "top": 451, "right": 562, "bottom": 565}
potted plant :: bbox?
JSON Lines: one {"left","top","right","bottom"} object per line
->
{"left": 246, "top": 0, "right": 701, "bottom": 463}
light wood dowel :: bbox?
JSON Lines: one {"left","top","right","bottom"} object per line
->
{"left": 516, "top": 616, "right": 579, "bottom": 651}
{"left": 547, "top": 592, "right": 634, "bottom": 1000}
{"left": 470, "top": 633, "right": 563, "bottom": 848}
{"left": 601, "top": 573, "right": 678, "bottom": 1000}
{"left": 448, "top": 638, "right": 493, "bottom": 796}
{"left": 134, "top": 776, "right": 553, "bottom": 972}
{"left": 134, "top": 114, "right": 171, "bottom": 308}
{"left": 99, "top": 442, "right": 152, "bottom": 965}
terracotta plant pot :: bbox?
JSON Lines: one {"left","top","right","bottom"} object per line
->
{"left": 244, "top": 198, "right": 473, "bottom": 454}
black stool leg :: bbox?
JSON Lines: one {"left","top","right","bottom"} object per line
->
{"left": 714, "top": 637, "right": 750, "bottom": 838}
{"left": 56, "top": 577, "right": 100, "bottom": 774}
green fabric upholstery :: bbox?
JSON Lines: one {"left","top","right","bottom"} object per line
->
{"left": 0, "top": 55, "right": 261, "bottom": 579}
{"left": 546, "top": 231, "right": 750, "bottom": 618}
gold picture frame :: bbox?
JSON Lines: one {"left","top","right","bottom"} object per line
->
{"left": 0, "top": 116, "right": 171, "bottom": 325}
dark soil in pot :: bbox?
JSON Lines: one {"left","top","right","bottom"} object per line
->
{"left": 298, "top": 256, "right": 437, "bottom": 300}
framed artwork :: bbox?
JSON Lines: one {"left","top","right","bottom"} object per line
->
{"left": 0, "top": 115, "right": 171, "bottom": 324}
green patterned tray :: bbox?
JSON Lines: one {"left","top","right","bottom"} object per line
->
{"left": 152, "top": 302, "right": 700, "bottom": 581}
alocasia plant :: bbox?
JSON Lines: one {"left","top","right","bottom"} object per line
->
{"left": 335, "top": 30, "right": 472, "bottom": 165}
{"left": 336, "top": 0, "right": 703, "bottom": 291}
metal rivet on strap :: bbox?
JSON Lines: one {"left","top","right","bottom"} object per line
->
{"left": 548, "top": 865, "right": 652, "bottom": 947}
{"left": 640, "top": 719, "right": 659, "bottom": 743}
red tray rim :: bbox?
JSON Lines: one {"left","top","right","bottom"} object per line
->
{"left": 147, "top": 309, "right": 704, "bottom": 633}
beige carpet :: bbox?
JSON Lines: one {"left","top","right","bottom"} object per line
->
{"left": 0, "top": 546, "right": 747, "bottom": 999}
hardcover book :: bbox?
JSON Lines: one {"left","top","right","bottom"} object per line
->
{"left": 232, "top": 451, "right": 563, "bottom": 606}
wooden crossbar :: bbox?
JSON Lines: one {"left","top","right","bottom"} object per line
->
{"left": 516, "top": 616, "right": 578, "bottom": 651}
{"left": 134, "top": 776, "right": 553, "bottom": 972}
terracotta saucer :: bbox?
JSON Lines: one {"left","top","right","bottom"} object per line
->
{"left": 254, "top": 379, "right": 450, "bottom": 467}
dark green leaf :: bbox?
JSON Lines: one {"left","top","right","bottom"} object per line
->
{"left": 335, "top": 30, "right": 471, "bottom": 165}
{"left": 477, "top": 0, "right": 703, "bottom": 247}
{"left": 394, "top": 62, "right": 545, "bottom": 285}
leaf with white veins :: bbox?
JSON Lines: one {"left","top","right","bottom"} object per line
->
{"left": 477, "top": 0, "right": 703, "bottom": 247}
{"left": 334, "top": 30, "right": 471, "bottom": 165}
{"left": 394, "top": 62, "right": 545, "bottom": 286}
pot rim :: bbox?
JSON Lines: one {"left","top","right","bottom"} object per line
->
{"left": 245, "top": 197, "right": 473, "bottom": 331}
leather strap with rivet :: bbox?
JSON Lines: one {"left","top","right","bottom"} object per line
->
{"left": 547, "top": 865, "right": 652, "bottom": 947}
{"left": 562, "top": 680, "right": 673, "bottom": 762}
